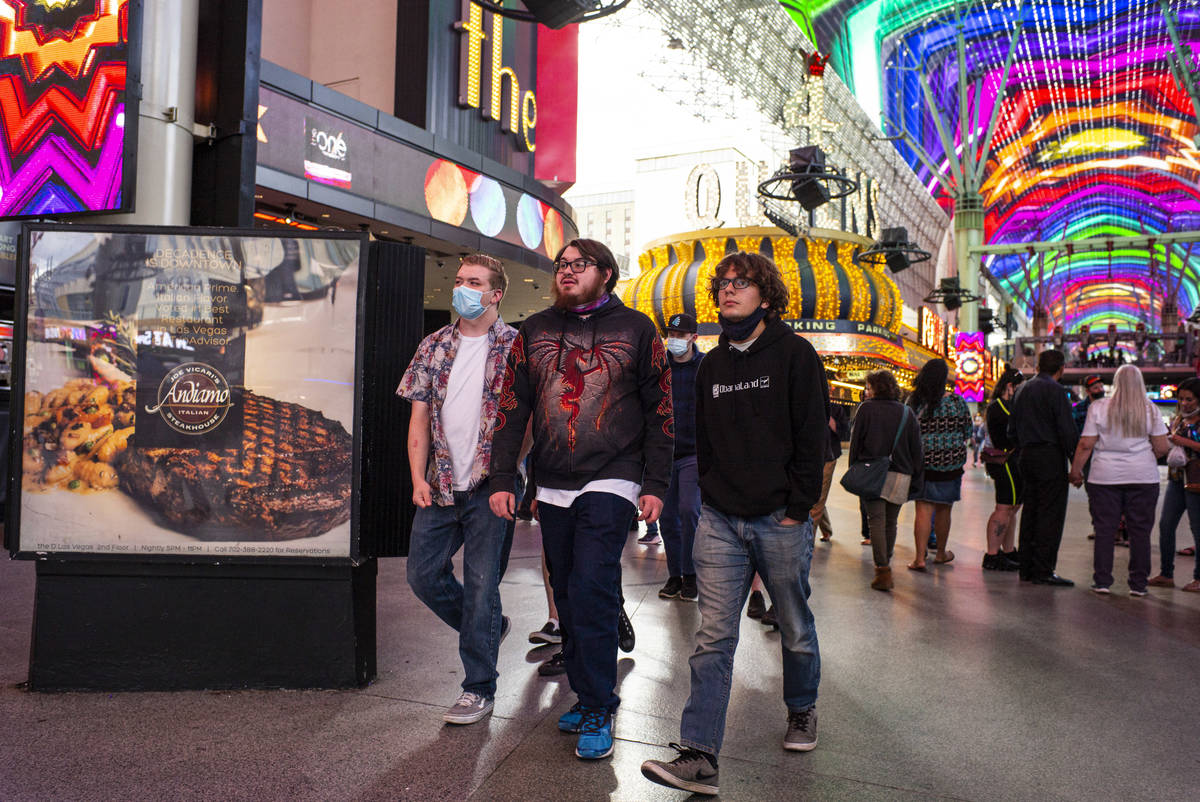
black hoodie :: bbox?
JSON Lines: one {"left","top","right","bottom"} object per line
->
{"left": 695, "top": 316, "right": 830, "bottom": 519}
{"left": 489, "top": 294, "right": 674, "bottom": 500}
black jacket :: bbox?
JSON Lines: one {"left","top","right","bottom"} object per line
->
{"left": 489, "top": 295, "right": 674, "bottom": 499}
{"left": 848, "top": 399, "right": 924, "bottom": 496}
{"left": 1007, "top": 372, "right": 1078, "bottom": 457}
{"left": 695, "top": 316, "right": 829, "bottom": 519}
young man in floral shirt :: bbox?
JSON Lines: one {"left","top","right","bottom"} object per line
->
{"left": 398, "top": 253, "right": 517, "bottom": 725}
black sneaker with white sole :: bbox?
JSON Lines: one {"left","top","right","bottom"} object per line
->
{"left": 679, "top": 574, "right": 698, "bottom": 602}
{"left": 528, "top": 620, "right": 562, "bottom": 645}
{"left": 641, "top": 744, "right": 719, "bottom": 795}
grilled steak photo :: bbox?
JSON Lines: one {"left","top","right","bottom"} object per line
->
{"left": 119, "top": 391, "right": 353, "bottom": 541}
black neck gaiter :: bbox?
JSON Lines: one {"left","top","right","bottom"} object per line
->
{"left": 718, "top": 306, "right": 769, "bottom": 343}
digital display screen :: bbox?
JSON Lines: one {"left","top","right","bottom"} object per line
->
{"left": 0, "top": 0, "right": 140, "bottom": 218}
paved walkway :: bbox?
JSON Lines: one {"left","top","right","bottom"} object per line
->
{"left": 2, "top": 461, "right": 1199, "bottom": 800}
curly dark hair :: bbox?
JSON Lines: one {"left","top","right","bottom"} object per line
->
{"left": 708, "top": 251, "right": 789, "bottom": 315}
{"left": 865, "top": 370, "right": 902, "bottom": 401}
{"left": 554, "top": 238, "right": 620, "bottom": 292}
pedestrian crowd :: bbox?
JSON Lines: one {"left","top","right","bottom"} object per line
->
{"left": 395, "top": 241, "right": 1198, "bottom": 797}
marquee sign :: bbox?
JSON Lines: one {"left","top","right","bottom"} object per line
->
{"left": 455, "top": 1, "right": 537, "bottom": 152}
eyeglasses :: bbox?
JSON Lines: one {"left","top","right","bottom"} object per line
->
{"left": 713, "top": 277, "right": 752, "bottom": 291}
{"left": 554, "top": 258, "right": 596, "bottom": 274}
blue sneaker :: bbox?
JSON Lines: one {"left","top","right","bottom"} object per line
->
{"left": 575, "top": 708, "right": 614, "bottom": 759}
{"left": 558, "top": 702, "right": 583, "bottom": 733}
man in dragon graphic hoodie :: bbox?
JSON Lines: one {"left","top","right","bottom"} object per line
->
{"left": 641, "top": 251, "right": 830, "bottom": 797}
{"left": 489, "top": 238, "right": 673, "bottom": 761}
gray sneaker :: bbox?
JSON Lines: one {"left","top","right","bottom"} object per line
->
{"left": 443, "top": 691, "right": 493, "bottom": 725}
{"left": 641, "top": 744, "right": 719, "bottom": 795}
{"left": 783, "top": 706, "right": 818, "bottom": 751}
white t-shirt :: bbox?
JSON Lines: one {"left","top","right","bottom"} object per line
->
{"left": 1082, "top": 397, "right": 1167, "bottom": 484}
{"left": 443, "top": 333, "right": 488, "bottom": 490}
{"left": 537, "top": 480, "right": 641, "bottom": 509}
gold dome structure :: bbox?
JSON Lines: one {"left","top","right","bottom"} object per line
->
{"left": 619, "top": 227, "right": 914, "bottom": 395}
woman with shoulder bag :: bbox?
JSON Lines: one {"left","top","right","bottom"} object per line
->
{"left": 1150, "top": 377, "right": 1200, "bottom": 591}
{"left": 1068, "top": 365, "right": 1170, "bottom": 595}
{"left": 982, "top": 369, "right": 1025, "bottom": 571}
{"left": 847, "top": 370, "right": 923, "bottom": 591}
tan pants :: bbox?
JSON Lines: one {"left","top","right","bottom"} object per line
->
{"left": 811, "top": 460, "right": 837, "bottom": 537}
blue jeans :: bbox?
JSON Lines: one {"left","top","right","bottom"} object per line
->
{"left": 538, "top": 492, "right": 636, "bottom": 712}
{"left": 660, "top": 456, "right": 700, "bottom": 577}
{"left": 681, "top": 505, "right": 821, "bottom": 756}
{"left": 406, "top": 486, "right": 506, "bottom": 698}
{"left": 1158, "top": 477, "right": 1200, "bottom": 580}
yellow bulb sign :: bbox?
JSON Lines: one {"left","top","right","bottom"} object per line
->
{"left": 455, "top": 1, "right": 538, "bottom": 152}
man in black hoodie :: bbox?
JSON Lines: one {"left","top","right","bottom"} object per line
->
{"left": 642, "top": 251, "right": 830, "bottom": 796}
{"left": 489, "top": 238, "right": 673, "bottom": 762}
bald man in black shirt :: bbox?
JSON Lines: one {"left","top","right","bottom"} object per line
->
{"left": 1007, "top": 349, "right": 1079, "bottom": 585}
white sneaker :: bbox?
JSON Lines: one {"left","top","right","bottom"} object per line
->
{"left": 443, "top": 691, "right": 493, "bottom": 724}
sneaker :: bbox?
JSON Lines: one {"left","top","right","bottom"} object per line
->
{"left": 1130, "top": 588, "right": 1148, "bottom": 597}
{"left": 982, "top": 553, "right": 1001, "bottom": 571}
{"left": 641, "top": 744, "right": 719, "bottom": 795}
{"left": 538, "top": 651, "right": 567, "bottom": 677}
{"left": 528, "top": 620, "right": 562, "bottom": 645}
{"left": 443, "top": 691, "right": 493, "bottom": 725}
{"left": 658, "top": 576, "right": 683, "bottom": 599}
{"left": 1090, "top": 584, "right": 1111, "bottom": 594}
{"left": 783, "top": 706, "right": 818, "bottom": 751}
{"left": 618, "top": 606, "right": 636, "bottom": 653}
{"left": 761, "top": 604, "right": 778, "bottom": 629}
{"left": 575, "top": 708, "right": 614, "bottom": 759}
{"left": 747, "top": 590, "right": 766, "bottom": 620}
{"left": 1148, "top": 575, "right": 1175, "bottom": 588}
{"left": 999, "top": 551, "right": 1021, "bottom": 571}
{"left": 638, "top": 530, "right": 661, "bottom": 545}
{"left": 679, "top": 574, "right": 698, "bottom": 602}
{"left": 558, "top": 702, "right": 584, "bottom": 733}
{"left": 500, "top": 616, "right": 510, "bottom": 643}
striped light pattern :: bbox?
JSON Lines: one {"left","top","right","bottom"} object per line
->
{"left": 782, "top": 0, "right": 1200, "bottom": 333}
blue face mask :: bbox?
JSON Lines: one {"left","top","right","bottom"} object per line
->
{"left": 452, "top": 285, "right": 491, "bottom": 320}
{"left": 666, "top": 337, "right": 690, "bottom": 356}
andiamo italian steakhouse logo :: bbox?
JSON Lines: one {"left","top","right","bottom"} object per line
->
{"left": 145, "top": 362, "right": 233, "bottom": 435}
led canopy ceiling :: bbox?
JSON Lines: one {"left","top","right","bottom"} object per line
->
{"left": 782, "top": 0, "right": 1200, "bottom": 333}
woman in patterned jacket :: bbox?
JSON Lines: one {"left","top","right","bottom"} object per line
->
{"left": 905, "top": 358, "right": 973, "bottom": 570}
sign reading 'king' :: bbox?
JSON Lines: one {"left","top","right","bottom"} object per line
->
{"left": 456, "top": 1, "right": 538, "bottom": 152}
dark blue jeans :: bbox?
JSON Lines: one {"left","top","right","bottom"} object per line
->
{"left": 660, "top": 456, "right": 700, "bottom": 577}
{"left": 1158, "top": 477, "right": 1200, "bottom": 580}
{"left": 406, "top": 486, "right": 506, "bottom": 698}
{"left": 538, "top": 492, "right": 636, "bottom": 712}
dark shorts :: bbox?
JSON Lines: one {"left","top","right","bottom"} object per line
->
{"left": 986, "top": 460, "right": 1024, "bottom": 506}
{"left": 915, "top": 477, "right": 962, "bottom": 505}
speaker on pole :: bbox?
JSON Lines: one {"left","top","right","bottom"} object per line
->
{"left": 788, "top": 146, "right": 831, "bottom": 211}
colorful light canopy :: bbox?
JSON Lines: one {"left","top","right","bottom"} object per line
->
{"left": 782, "top": 0, "right": 1200, "bottom": 334}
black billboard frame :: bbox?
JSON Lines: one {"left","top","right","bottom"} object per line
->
{"left": 5, "top": 222, "right": 370, "bottom": 569}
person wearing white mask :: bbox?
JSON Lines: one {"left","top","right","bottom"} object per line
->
{"left": 397, "top": 253, "right": 516, "bottom": 726}
{"left": 656, "top": 313, "right": 704, "bottom": 602}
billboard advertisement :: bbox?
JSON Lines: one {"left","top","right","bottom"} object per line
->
{"left": 8, "top": 225, "right": 365, "bottom": 561}
{"left": 0, "top": 0, "right": 141, "bottom": 218}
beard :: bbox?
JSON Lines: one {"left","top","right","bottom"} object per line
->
{"left": 552, "top": 273, "right": 607, "bottom": 309}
